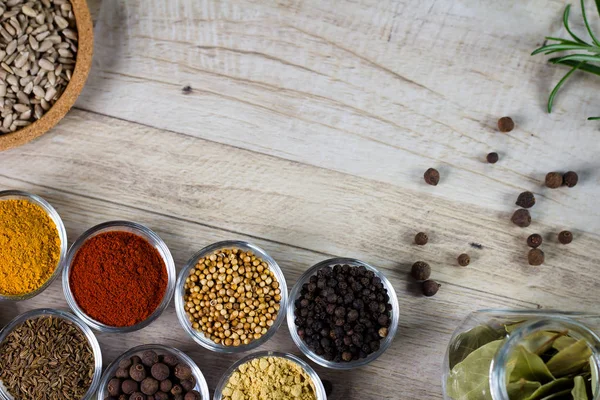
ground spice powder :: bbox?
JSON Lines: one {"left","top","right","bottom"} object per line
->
{"left": 0, "top": 199, "right": 61, "bottom": 296}
{"left": 69, "top": 231, "right": 168, "bottom": 327}
{"left": 222, "top": 357, "right": 317, "bottom": 400}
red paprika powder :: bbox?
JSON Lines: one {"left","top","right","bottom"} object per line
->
{"left": 69, "top": 231, "right": 168, "bottom": 327}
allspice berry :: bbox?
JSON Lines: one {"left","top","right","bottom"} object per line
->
{"left": 511, "top": 209, "right": 531, "bottom": 227}
{"left": 558, "top": 230, "right": 573, "bottom": 244}
{"left": 161, "top": 354, "right": 179, "bottom": 367}
{"left": 108, "top": 378, "right": 122, "bottom": 396}
{"left": 129, "top": 392, "right": 145, "bottom": 400}
{"left": 457, "top": 253, "right": 470, "bottom": 267}
{"left": 424, "top": 168, "right": 440, "bottom": 186}
{"left": 414, "top": 232, "right": 428, "bottom": 245}
{"left": 563, "top": 171, "right": 578, "bottom": 188}
{"left": 130, "top": 364, "right": 147, "bottom": 382}
{"left": 154, "top": 392, "right": 168, "bottom": 400}
{"left": 180, "top": 378, "right": 195, "bottom": 392}
{"left": 159, "top": 380, "right": 172, "bottom": 393}
{"left": 151, "top": 363, "right": 170, "bottom": 381}
{"left": 411, "top": 261, "right": 431, "bottom": 281}
{"left": 498, "top": 117, "right": 514, "bottom": 132}
{"left": 184, "top": 392, "right": 202, "bottom": 400}
{"left": 116, "top": 367, "right": 130, "bottom": 379}
{"left": 141, "top": 378, "right": 159, "bottom": 396}
{"left": 422, "top": 280, "right": 441, "bottom": 297}
{"left": 516, "top": 191, "right": 535, "bottom": 208}
{"left": 545, "top": 172, "right": 563, "bottom": 189}
{"left": 528, "top": 249, "right": 545, "bottom": 266}
{"left": 174, "top": 364, "right": 192, "bottom": 380}
{"left": 119, "top": 359, "right": 133, "bottom": 369}
{"left": 141, "top": 351, "right": 159, "bottom": 367}
{"left": 171, "top": 384, "right": 183, "bottom": 396}
{"left": 122, "top": 380, "right": 139, "bottom": 395}
{"left": 131, "top": 356, "right": 142, "bottom": 365}
{"left": 527, "top": 234, "right": 543, "bottom": 248}
{"left": 486, "top": 152, "right": 499, "bottom": 164}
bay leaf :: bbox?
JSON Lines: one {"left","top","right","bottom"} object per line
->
{"left": 506, "top": 380, "right": 541, "bottom": 400}
{"left": 525, "top": 378, "right": 574, "bottom": 400}
{"left": 447, "top": 339, "right": 504, "bottom": 400}
{"left": 552, "top": 336, "right": 577, "bottom": 351}
{"left": 591, "top": 357, "right": 598, "bottom": 397}
{"left": 507, "top": 346, "right": 554, "bottom": 383}
{"left": 571, "top": 376, "right": 588, "bottom": 400}
{"left": 505, "top": 321, "right": 526, "bottom": 333}
{"left": 546, "top": 340, "right": 592, "bottom": 377}
{"left": 449, "top": 325, "right": 504, "bottom": 369}
{"left": 539, "top": 389, "right": 574, "bottom": 399}
{"left": 521, "top": 331, "right": 568, "bottom": 356}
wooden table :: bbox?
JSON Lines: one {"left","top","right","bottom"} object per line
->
{"left": 1, "top": 0, "right": 600, "bottom": 398}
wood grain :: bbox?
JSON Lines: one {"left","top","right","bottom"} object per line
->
{"left": 1, "top": 1, "right": 600, "bottom": 399}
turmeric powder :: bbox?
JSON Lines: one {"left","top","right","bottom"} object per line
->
{"left": 0, "top": 199, "right": 61, "bottom": 296}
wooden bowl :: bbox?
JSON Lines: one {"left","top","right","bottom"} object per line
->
{"left": 0, "top": 0, "right": 94, "bottom": 152}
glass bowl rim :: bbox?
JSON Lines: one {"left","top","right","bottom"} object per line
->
{"left": 96, "top": 343, "right": 210, "bottom": 400}
{"left": 62, "top": 220, "right": 176, "bottom": 333}
{"left": 0, "top": 308, "right": 103, "bottom": 400}
{"left": 212, "top": 350, "right": 327, "bottom": 400}
{"left": 286, "top": 257, "right": 400, "bottom": 370}
{"left": 0, "top": 190, "right": 68, "bottom": 301}
{"left": 174, "top": 240, "right": 289, "bottom": 354}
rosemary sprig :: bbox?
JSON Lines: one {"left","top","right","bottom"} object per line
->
{"left": 532, "top": 0, "right": 600, "bottom": 119}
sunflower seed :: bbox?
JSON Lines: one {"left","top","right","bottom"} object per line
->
{"left": 43, "top": 87, "right": 55, "bottom": 102}
{"left": 20, "top": 109, "right": 31, "bottom": 120}
{"left": 21, "top": 5, "right": 37, "bottom": 17}
{"left": 32, "top": 85, "right": 45, "bottom": 98}
{"left": 38, "top": 58, "right": 54, "bottom": 71}
{"left": 13, "top": 103, "right": 29, "bottom": 113}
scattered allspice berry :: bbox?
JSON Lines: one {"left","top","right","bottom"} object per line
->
{"left": 486, "top": 152, "right": 499, "bottom": 164}
{"left": 528, "top": 249, "right": 545, "bottom": 266}
{"left": 422, "top": 280, "right": 441, "bottom": 297}
{"left": 497, "top": 117, "right": 515, "bottom": 133}
{"left": 545, "top": 172, "right": 563, "bottom": 189}
{"left": 558, "top": 230, "right": 573, "bottom": 244}
{"left": 414, "top": 232, "right": 428, "bottom": 245}
{"left": 457, "top": 254, "right": 470, "bottom": 267}
{"left": 563, "top": 171, "right": 578, "bottom": 188}
{"left": 411, "top": 261, "right": 431, "bottom": 281}
{"left": 424, "top": 168, "right": 440, "bottom": 186}
{"left": 516, "top": 191, "right": 535, "bottom": 208}
{"left": 527, "top": 234, "right": 543, "bottom": 248}
{"left": 511, "top": 209, "right": 531, "bottom": 228}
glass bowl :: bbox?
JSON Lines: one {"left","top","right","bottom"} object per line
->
{"left": 0, "top": 308, "right": 103, "bottom": 400}
{"left": 213, "top": 351, "right": 327, "bottom": 400}
{"left": 0, "top": 190, "right": 68, "bottom": 301}
{"left": 97, "top": 344, "right": 210, "bottom": 400}
{"left": 62, "top": 221, "right": 176, "bottom": 333}
{"left": 287, "top": 258, "right": 400, "bottom": 370}
{"left": 175, "top": 240, "right": 288, "bottom": 353}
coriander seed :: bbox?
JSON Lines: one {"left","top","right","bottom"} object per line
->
{"left": 424, "top": 168, "right": 440, "bottom": 186}
{"left": 497, "top": 117, "right": 514, "bottom": 132}
{"left": 414, "top": 232, "right": 428, "bottom": 245}
{"left": 516, "top": 191, "right": 535, "bottom": 208}
{"left": 558, "top": 230, "right": 573, "bottom": 244}
{"left": 527, "top": 234, "right": 543, "bottom": 248}
{"left": 528, "top": 248, "right": 545, "bottom": 266}
{"left": 486, "top": 152, "right": 499, "bottom": 164}
{"left": 457, "top": 253, "right": 470, "bottom": 267}
{"left": 511, "top": 209, "right": 531, "bottom": 227}
{"left": 545, "top": 172, "right": 563, "bottom": 188}
{"left": 563, "top": 171, "right": 578, "bottom": 188}
{"left": 411, "top": 261, "right": 431, "bottom": 281}
{"left": 422, "top": 280, "right": 441, "bottom": 297}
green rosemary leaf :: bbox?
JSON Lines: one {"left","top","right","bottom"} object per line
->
{"left": 554, "top": 54, "right": 600, "bottom": 63}
{"left": 545, "top": 36, "right": 586, "bottom": 45}
{"left": 588, "top": 116, "right": 600, "bottom": 120}
{"left": 596, "top": 0, "right": 600, "bottom": 17}
{"left": 564, "top": 4, "right": 590, "bottom": 45}
{"left": 531, "top": 44, "right": 596, "bottom": 56}
{"left": 581, "top": 0, "right": 600, "bottom": 46}
{"left": 548, "top": 62, "right": 584, "bottom": 113}
{"left": 549, "top": 57, "right": 600, "bottom": 75}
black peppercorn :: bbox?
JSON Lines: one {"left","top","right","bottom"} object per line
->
{"left": 558, "top": 230, "right": 573, "bottom": 244}
{"left": 130, "top": 364, "right": 147, "bottom": 382}
{"left": 545, "top": 172, "right": 563, "bottom": 188}
{"left": 129, "top": 392, "right": 146, "bottom": 400}
{"left": 116, "top": 367, "right": 130, "bottom": 379}
{"left": 511, "top": 209, "right": 531, "bottom": 227}
{"left": 159, "top": 380, "right": 172, "bottom": 393}
{"left": 516, "top": 191, "right": 535, "bottom": 208}
{"left": 141, "top": 378, "right": 159, "bottom": 396}
{"left": 457, "top": 253, "right": 470, "bottom": 267}
{"left": 141, "top": 351, "right": 159, "bottom": 367}
{"left": 122, "top": 380, "right": 139, "bottom": 395}
{"left": 486, "top": 152, "right": 499, "bottom": 164}
{"left": 497, "top": 116, "right": 514, "bottom": 132}
{"left": 424, "top": 168, "right": 440, "bottom": 186}
{"left": 563, "top": 171, "right": 578, "bottom": 188}
{"left": 174, "top": 364, "right": 192, "bottom": 380}
{"left": 171, "top": 384, "right": 183, "bottom": 396}
{"left": 527, "top": 234, "right": 542, "bottom": 248}
{"left": 422, "top": 280, "right": 441, "bottom": 297}
{"left": 414, "top": 232, "right": 428, "bottom": 245}
{"left": 184, "top": 392, "right": 202, "bottom": 400}
{"left": 108, "top": 378, "right": 122, "bottom": 396}
{"left": 528, "top": 248, "right": 545, "bottom": 266}
{"left": 150, "top": 363, "right": 169, "bottom": 381}
{"left": 410, "top": 261, "right": 431, "bottom": 281}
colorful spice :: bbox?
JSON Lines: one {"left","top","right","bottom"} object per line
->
{"left": 183, "top": 248, "right": 281, "bottom": 346}
{"left": 422, "top": 280, "right": 441, "bottom": 297}
{"left": 497, "top": 117, "right": 515, "bottom": 132}
{"left": 528, "top": 248, "right": 545, "bottom": 266}
{"left": 511, "top": 209, "right": 531, "bottom": 227}
{"left": 411, "top": 261, "right": 431, "bottom": 281}
{"left": 414, "top": 232, "right": 429, "bottom": 245}
{"left": 294, "top": 264, "right": 392, "bottom": 363}
{"left": 457, "top": 254, "right": 470, "bottom": 267}
{"left": 558, "top": 230, "right": 573, "bottom": 245}
{"left": 0, "top": 199, "right": 61, "bottom": 296}
{"left": 221, "top": 356, "right": 316, "bottom": 400}
{"left": 0, "top": 316, "right": 94, "bottom": 400}
{"left": 69, "top": 231, "right": 168, "bottom": 327}
{"left": 545, "top": 172, "right": 563, "bottom": 189}
{"left": 516, "top": 191, "right": 535, "bottom": 208}
{"left": 563, "top": 171, "right": 579, "bottom": 188}
{"left": 104, "top": 350, "right": 202, "bottom": 400}
{"left": 527, "top": 234, "right": 543, "bottom": 248}
{"left": 424, "top": 168, "right": 440, "bottom": 186}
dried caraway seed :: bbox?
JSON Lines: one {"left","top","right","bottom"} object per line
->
{"left": 511, "top": 209, "right": 531, "bottom": 227}
{"left": 516, "top": 191, "right": 535, "bottom": 208}
{"left": 563, "top": 171, "right": 578, "bottom": 188}
{"left": 486, "top": 152, "right": 499, "bottom": 164}
{"left": 545, "top": 172, "right": 563, "bottom": 189}
{"left": 457, "top": 253, "right": 470, "bottom": 267}
{"left": 527, "top": 234, "right": 543, "bottom": 248}
{"left": 497, "top": 116, "right": 514, "bottom": 132}
{"left": 414, "top": 232, "right": 428, "bottom": 245}
{"left": 424, "top": 168, "right": 440, "bottom": 186}
{"left": 528, "top": 248, "right": 545, "bottom": 266}
{"left": 422, "top": 280, "right": 441, "bottom": 297}
{"left": 558, "top": 230, "right": 573, "bottom": 244}
{"left": 411, "top": 261, "right": 431, "bottom": 281}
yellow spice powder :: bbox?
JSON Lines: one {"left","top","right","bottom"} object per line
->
{"left": 222, "top": 357, "right": 317, "bottom": 400}
{"left": 0, "top": 199, "right": 61, "bottom": 296}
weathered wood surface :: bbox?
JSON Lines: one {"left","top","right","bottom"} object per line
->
{"left": 1, "top": 0, "right": 600, "bottom": 399}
